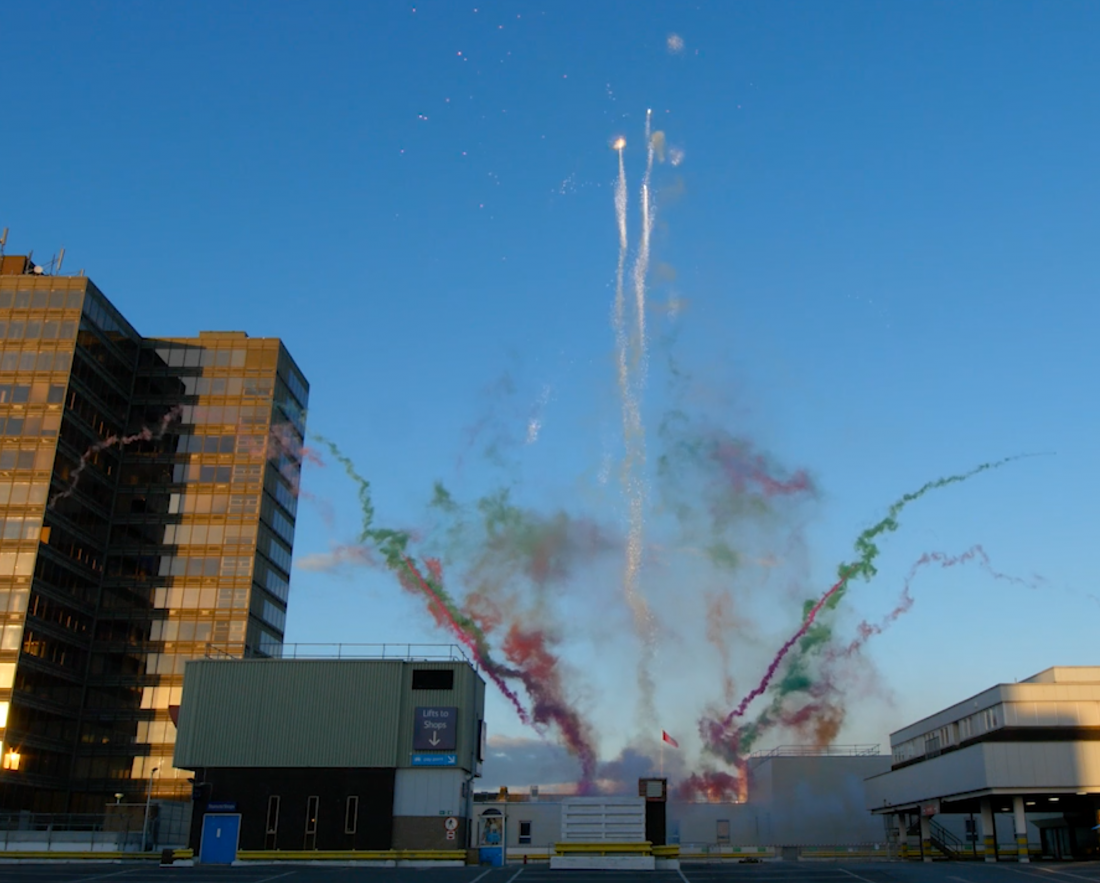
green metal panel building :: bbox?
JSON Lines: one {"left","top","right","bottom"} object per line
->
{"left": 174, "top": 652, "right": 486, "bottom": 853}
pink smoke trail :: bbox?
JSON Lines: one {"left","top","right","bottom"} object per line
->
{"left": 49, "top": 406, "right": 183, "bottom": 508}
{"left": 267, "top": 421, "right": 324, "bottom": 495}
{"left": 834, "top": 544, "right": 1042, "bottom": 659}
{"left": 712, "top": 439, "right": 813, "bottom": 498}
{"left": 722, "top": 569, "right": 852, "bottom": 726}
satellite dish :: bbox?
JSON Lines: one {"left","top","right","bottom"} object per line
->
{"left": 33, "top": 265, "right": 44, "bottom": 274}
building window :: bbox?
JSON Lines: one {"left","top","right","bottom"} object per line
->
{"left": 925, "top": 733, "right": 941, "bottom": 758}
{"left": 412, "top": 669, "right": 454, "bottom": 690}
{"left": 266, "top": 796, "right": 280, "bottom": 834}
{"left": 717, "top": 819, "right": 730, "bottom": 844}
{"left": 518, "top": 820, "right": 532, "bottom": 845}
{"left": 345, "top": 796, "right": 359, "bottom": 835}
{"left": 306, "top": 796, "right": 319, "bottom": 835}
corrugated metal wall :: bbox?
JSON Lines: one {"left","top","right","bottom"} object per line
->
{"left": 174, "top": 659, "right": 484, "bottom": 770}
{"left": 392, "top": 768, "right": 465, "bottom": 817}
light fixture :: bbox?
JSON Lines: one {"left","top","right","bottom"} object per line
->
{"left": 1049, "top": 797, "right": 1059, "bottom": 802}
{"left": 1076, "top": 792, "right": 1086, "bottom": 796}
{"left": 1026, "top": 801, "right": 1036, "bottom": 806}
{"left": 2, "top": 749, "right": 21, "bottom": 771}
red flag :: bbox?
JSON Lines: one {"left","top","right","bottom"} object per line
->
{"left": 662, "top": 731, "right": 679, "bottom": 748}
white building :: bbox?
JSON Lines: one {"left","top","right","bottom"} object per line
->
{"left": 866, "top": 666, "right": 1100, "bottom": 861}
{"left": 475, "top": 749, "right": 892, "bottom": 859}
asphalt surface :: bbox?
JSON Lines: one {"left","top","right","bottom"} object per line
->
{"left": 0, "top": 860, "right": 1098, "bottom": 883}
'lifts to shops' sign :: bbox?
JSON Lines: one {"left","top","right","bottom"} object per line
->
{"left": 414, "top": 707, "right": 458, "bottom": 751}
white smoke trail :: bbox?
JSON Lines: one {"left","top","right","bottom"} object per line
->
{"left": 525, "top": 384, "right": 553, "bottom": 445}
{"left": 633, "top": 109, "right": 656, "bottom": 369}
{"left": 614, "top": 133, "right": 658, "bottom": 725}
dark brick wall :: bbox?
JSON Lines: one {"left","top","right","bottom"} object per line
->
{"left": 190, "top": 767, "right": 395, "bottom": 852}
{"left": 392, "top": 815, "right": 468, "bottom": 850}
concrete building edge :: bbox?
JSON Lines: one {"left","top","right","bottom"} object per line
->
{"left": 550, "top": 855, "right": 657, "bottom": 870}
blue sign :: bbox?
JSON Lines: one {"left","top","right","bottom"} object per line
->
{"left": 413, "top": 706, "right": 458, "bottom": 750}
{"left": 206, "top": 801, "right": 238, "bottom": 812}
{"left": 411, "top": 753, "right": 457, "bottom": 767}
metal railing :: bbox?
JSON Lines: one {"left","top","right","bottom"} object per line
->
{"left": 203, "top": 642, "right": 473, "bottom": 664}
{"left": 928, "top": 818, "right": 967, "bottom": 859}
{"left": 0, "top": 813, "right": 107, "bottom": 833}
{"left": 0, "top": 807, "right": 189, "bottom": 852}
{"left": 749, "top": 744, "right": 881, "bottom": 759}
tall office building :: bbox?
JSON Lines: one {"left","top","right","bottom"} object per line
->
{"left": 0, "top": 254, "right": 308, "bottom": 812}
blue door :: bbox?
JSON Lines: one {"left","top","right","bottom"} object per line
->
{"left": 200, "top": 813, "right": 240, "bottom": 864}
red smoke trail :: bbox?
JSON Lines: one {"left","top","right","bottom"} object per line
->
{"left": 398, "top": 555, "right": 530, "bottom": 724}
{"left": 50, "top": 406, "right": 182, "bottom": 508}
{"left": 712, "top": 439, "right": 813, "bottom": 498}
{"left": 461, "top": 594, "right": 598, "bottom": 793}
{"left": 463, "top": 591, "right": 507, "bottom": 635}
{"left": 675, "top": 766, "right": 747, "bottom": 803}
{"left": 775, "top": 699, "right": 845, "bottom": 747}
{"left": 267, "top": 421, "right": 325, "bottom": 494}
{"left": 501, "top": 625, "right": 598, "bottom": 794}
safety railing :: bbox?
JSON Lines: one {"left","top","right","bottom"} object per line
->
{"left": 203, "top": 642, "right": 473, "bottom": 664}
{"left": 748, "top": 744, "right": 881, "bottom": 759}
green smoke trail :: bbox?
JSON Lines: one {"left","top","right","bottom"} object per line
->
{"left": 310, "top": 442, "right": 603, "bottom": 784}
{"left": 312, "top": 434, "right": 376, "bottom": 543}
{"left": 708, "top": 453, "right": 1044, "bottom": 760}
{"left": 826, "top": 454, "right": 1038, "bottom": 608}
{"left": 310, "top": 434, "right": 491, "bottom": 652}
{"left": 777, "top": 455, "right": 1042, "bottom": 691}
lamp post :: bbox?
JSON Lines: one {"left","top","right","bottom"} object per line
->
{"left": 142, "top": 766, "right": 160, "bottom": 852}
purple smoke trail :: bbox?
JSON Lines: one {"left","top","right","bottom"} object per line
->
{"left": 49, "top": 406, "right": 182, "bottom": 508}
{"left": 835, "top": 543, "right": 1043, "bottom": 658}
{"left": 722, "top": 570, "right": 851, "bottom": 727}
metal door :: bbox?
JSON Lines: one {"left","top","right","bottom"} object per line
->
{"left": 200, "top": 813, "right": 241, "bottom": 864}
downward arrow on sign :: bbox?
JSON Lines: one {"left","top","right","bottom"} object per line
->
{"left": 429, "top": 732, "right": 441, "bottom": 746}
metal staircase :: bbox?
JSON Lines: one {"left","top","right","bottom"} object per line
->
{"left": 904, "top": 818, "right": 970, "bottom": 860}
{"left": 929, "top": 820, "right": 967, "bottom": 860}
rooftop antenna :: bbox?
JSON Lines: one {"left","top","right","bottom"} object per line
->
{"left": 0, "top": 228, "right": 7, "bottom": 257}
{"left": 56, "top": 247, "right": 65, "bottom": 275}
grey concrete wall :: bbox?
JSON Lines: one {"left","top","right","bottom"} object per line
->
{"left": 671, "top": 803, "right": 759, "bottom": 847}
{"left": 671, "top": 756, "right": 892, "bottom": 847}
{"left": 762, "top": 755, "right": 891, "bottom": 845}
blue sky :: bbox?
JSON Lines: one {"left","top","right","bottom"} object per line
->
{"left": 5, "top": 1, "right": 1099, "bottom": 785}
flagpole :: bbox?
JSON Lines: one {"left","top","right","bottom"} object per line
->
{"left": 660, "top": 738, "right": 664, "bottom": 776}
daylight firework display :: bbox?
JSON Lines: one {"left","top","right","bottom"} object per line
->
{"left": 290, "top": 119, "right": 1045, "bottom": 800}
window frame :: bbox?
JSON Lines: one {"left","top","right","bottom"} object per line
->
{"left": 345, "top": 796, "right": 359, "bottom": 835}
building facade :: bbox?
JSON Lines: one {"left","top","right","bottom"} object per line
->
{"left": 470, "top": 751, "right": 893, "bottom": 859}
{"left": 173, "top": 655, "right": 486, "bottom": 854}
{"left": 866, "top": 666, "right": 1100, "bottom": 861}
{"left": 0, "top": 255, "right": 308, "bottom": 812}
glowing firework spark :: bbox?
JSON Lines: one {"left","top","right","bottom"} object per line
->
{"left": 633, "top": 109, "right": 655, "bottom": 362}
{"left": 612, "top": 121, "right": 658, "bottom": 718}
